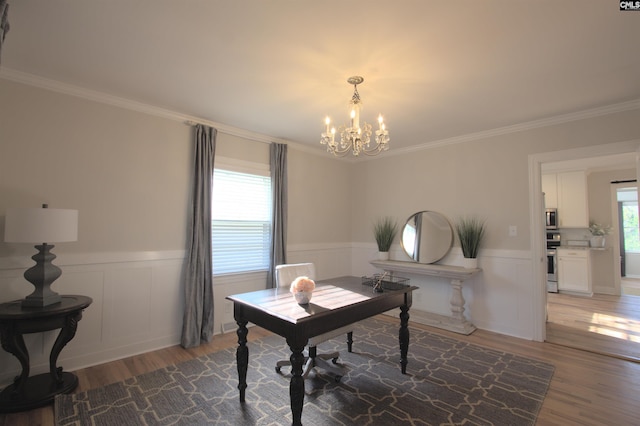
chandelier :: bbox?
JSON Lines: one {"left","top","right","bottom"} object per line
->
{"left": 320, "top": 76, "right": 390, "bottom": 157}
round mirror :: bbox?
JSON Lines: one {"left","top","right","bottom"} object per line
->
{"left": 401, "top": 211, "right": 453, "bottom": 264}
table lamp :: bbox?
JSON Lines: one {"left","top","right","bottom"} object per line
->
{"left": 4, "top": 204, "right": 78, "bottom": 308}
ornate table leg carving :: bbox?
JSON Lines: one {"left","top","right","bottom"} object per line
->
{"left": 450, "top": 279, "right": 465, "bottom": 321}
{"left": 0, "top": 324, "right": 30, "bottom": 396}
{"left": 287, "top": 338, "right": 306, "bottom": 426}
{"left": 235, "top": 320, "right": 249, "bottom": 402}
{"left": 399, "top": 304, "right": 410, "bottom": 374}
{"left": 50, "top": 311, "right": 82, "bottom": 384}
{"left": 449, "top": 278, "right": 476, "bottom": 334}
{"left": 0, "top": 296, "right": 91, "bottom": 413}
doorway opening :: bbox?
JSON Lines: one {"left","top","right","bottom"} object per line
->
{"left": 530, "top": 141, "right": 640, "bottom": 343}
{"left": 544, "top": 168, "right": 640, "bottom": 362}
{"left": 617, "top": 185, "right": 640, "bottom": 285}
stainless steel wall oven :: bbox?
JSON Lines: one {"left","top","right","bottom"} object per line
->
{"left": 545, "top": 208, "right": 558, "bottom": 230}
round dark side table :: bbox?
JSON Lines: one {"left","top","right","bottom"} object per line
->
{"left": 0, "top": 295, "right": 92, "bottom": 413}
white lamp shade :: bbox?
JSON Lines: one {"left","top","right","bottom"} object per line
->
{"left": 4, "top": 207, "right": 78, "bottom": 243}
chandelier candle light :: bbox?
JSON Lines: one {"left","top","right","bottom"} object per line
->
{"left": 320, "top": 76, "right": 390, "bottom": 157}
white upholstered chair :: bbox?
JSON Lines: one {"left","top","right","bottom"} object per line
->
{"left": 274, "top": 263, "right": 353, "bottom": 381}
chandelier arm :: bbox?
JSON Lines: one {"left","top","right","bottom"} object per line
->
{"left": 325, "top": 144, "right": 354, "bottom": 157}
{"left": 360, "top": 145, "right": 388, "bottom": 156}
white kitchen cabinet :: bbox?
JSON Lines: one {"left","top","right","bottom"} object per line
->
{"left": 557, "top": 248, "right": 592, "bottom": 295}
{"left": 557, "top": 171, "right": 588, "bottom": 228}
{"left": 542, "top": 171, "right": 588, "bottom": 228}
{"left": 541, "top": 173, "right": 558, "bottom": 208}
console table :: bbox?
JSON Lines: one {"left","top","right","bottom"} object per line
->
{"left": 0, "top": 295, "right": 92, "bottom": 413}
{"left": 371, "top": 260, "right": 480, "bottom": 334}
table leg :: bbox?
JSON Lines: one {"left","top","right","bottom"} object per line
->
{"left": 450, "top": 278, "right": 466, "bottom": 322}
{"left": 399, "top": 304, "right": 410, "bottom": 374}
{"left": 0, "top": 324, "right": 30, "bottom": 396}
{"left": 49, "top": 311, "right": 82, "bottom": 384}
{"left": 287, "top": 338, "right": 306, "bottom": 426}
{"left": 448, "top": 279, "right": 476, "bottom": 334}
{"left": 235, "top": 320, "right": 249, "bottom": 402}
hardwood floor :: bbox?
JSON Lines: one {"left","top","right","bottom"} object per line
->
{"left": 546, "top": 282, "right": 640, "bottom": 362}
{"left": 2, "top": 315, "right": 640, "bottom": 425}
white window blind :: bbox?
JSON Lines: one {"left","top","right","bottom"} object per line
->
{"left": 212, "top": 168, "right": 272, "bottom": 275}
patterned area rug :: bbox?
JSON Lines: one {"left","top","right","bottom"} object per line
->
{"left": 55, "top": 318, "right": 554, "bottom": 425}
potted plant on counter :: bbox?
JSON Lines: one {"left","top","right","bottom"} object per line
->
{"left": 373, "top": 216, "right": 398, "bottom": 261}
{"left": 455, "top": 216, "right": 485, "bottom": 269}
{"left": 588, "top": 221, "right": 612, "bottom": 248}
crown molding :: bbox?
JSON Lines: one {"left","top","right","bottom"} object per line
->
{"left": 384, "top": 99, "right": 640, "bottom": 159}
{"left": 3, "top": 68, "right": 638, "bottom": 162}
{"left": 0, "top": 68, "right": 312, "bottom": 150}
{"left": 1, "top": 68, "right": 190, "bottom": 121}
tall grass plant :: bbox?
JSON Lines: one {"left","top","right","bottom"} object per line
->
{"left": 455, "top": 217, "right": 485, "bottom": 259}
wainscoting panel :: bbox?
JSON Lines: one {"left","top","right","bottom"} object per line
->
{"left": 0, "top": 252, "right": 185, "bottom": 387}
{"left": 466, "top": 253, "right": 536, "bottom": 338}
{"left": 287, "top": 243, "right": 353, "bottom": 280}
{"left": 358, "top": 244, "right": 537, "bottom": 340}
{"left": 0, "top": 245, "right": 538, "bottom": 388}
{"left": 150, "top": 261, "right": 184, "bottom": 337}
{"left": 54, "top": 270, "right": 106, "bottom": 348}
{"left": 212, "top": 271, "right": 268, "bottom": 334}
{"left": 104, "top": 266, "right": 153, "bottom": 343}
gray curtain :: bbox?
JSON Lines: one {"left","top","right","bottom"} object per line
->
{"left": 181, "top": 124, "right": 216, "bottom": 348}
{"left": 267, "top": 143, "right": 287, "bottom": 288}
{"left": 0, "top": 0, "right": 9, "bottom": 64}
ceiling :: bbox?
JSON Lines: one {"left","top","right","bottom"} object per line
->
{"left": 1, "top": 1, "right": 640, "bottom": 156}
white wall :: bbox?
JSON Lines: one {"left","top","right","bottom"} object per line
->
{"left": 0, "top": 251, "right": 185, "bottom": 383}
{"left": 0, "top": 78, "right": 355, "bottom": 386}
{"left": 587, "top": 169, "right": 636, "bottom": 294}
{"left": 351, "top": 107, "right": 640, "bottom": 339}
{"left": 0, "top": 78, "right": 193, "bottom": 385}
{"left": 0, "top": 81, "right": 192, "bottom": 257}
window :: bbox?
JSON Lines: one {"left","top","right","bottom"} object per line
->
{"left": 211, "top": 165, "right": 271, "bottom": 275}
{"left": 622, "top": 201, "right": 640, "bottom": 253}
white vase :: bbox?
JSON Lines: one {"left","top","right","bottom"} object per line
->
{"left": 378, "top": 251, "right": 390, "bottom": 261}
{"left": 461, "top": 257, "right": 478, "bottom": 269}
{"left": 590, "top": 236, "right": 605, "bottom": 247}
{"left": 294, "top": 291, "right": 312, "bottom": 305}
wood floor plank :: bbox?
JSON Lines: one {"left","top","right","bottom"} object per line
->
{"left": 546, "top": 290, "right": 640, "bottom": 362}
{"left": 2, "top": 316, "right": 640, "bottom": 425}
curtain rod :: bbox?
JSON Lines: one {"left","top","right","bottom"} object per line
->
{"left": 182, "top": 119, "right": 278, "bottom": 146}
{"left": 611, "top": 179, "right": 637, "bottom": 184}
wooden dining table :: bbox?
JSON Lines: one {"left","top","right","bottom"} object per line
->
{"left": 226, "top": 275, "right": 418, "bottom": 426}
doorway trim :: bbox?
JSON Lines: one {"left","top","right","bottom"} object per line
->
{"left": 528, "top": 139, "right": 640, "bottom": 342}
{"left": 610, "top": 182, "right": 637, "bottom": 295}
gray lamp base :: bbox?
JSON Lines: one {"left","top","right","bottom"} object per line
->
{"left": 21, "top": 244, "right": 63, "bottom": 308}
{"left": 22, "top": 293, "right": 62, "bottom": 308}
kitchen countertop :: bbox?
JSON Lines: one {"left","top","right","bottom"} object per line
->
{"left": 558, "top": 245, "right": 608, "bottom": 251}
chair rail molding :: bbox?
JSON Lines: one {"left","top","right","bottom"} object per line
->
{"left": 370, "top": 260, "right": 481, "bottom": 335}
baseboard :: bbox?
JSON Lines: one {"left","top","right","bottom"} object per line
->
{"left": 0, "top": 334, "right": 181, "bottom": 388}
{"left": 409, "top": 308, "right": 476, "bottom": 335}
